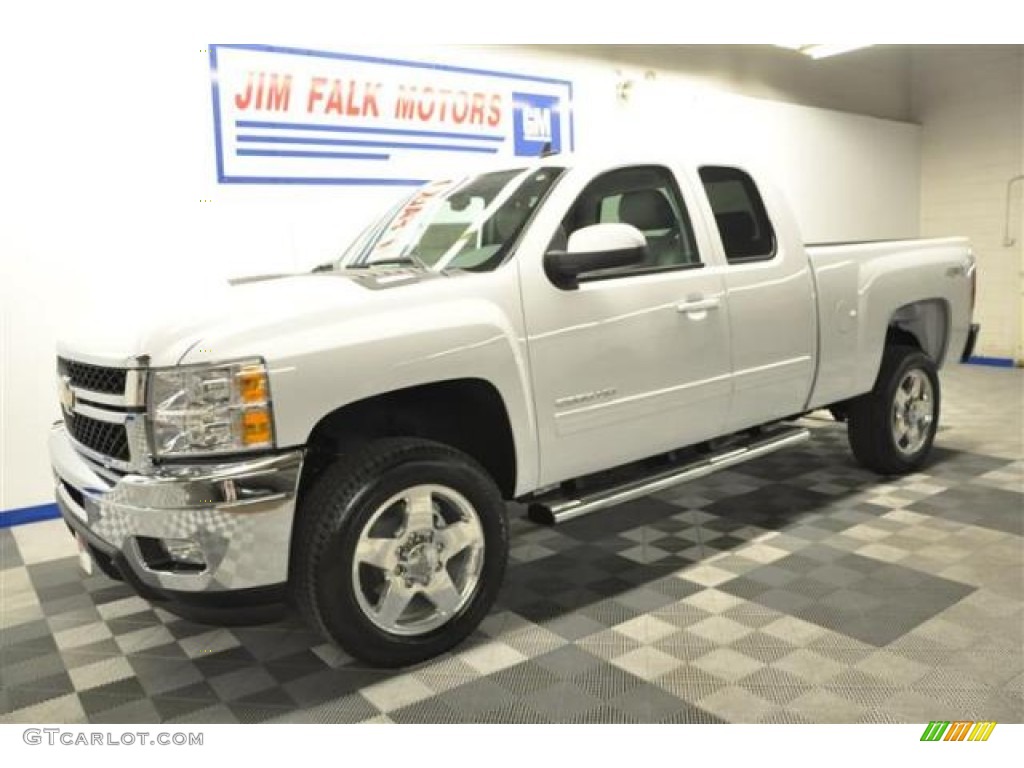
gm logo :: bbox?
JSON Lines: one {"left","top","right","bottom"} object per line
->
{"left": 513, "top": 92, "right": 561, "bottom": 157}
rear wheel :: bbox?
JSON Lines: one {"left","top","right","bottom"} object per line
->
{"left": 847, "top": 345, "right": 940, "bottom": 475}
{"left": 292, "top": 438, "right": 508, "bottom": 667}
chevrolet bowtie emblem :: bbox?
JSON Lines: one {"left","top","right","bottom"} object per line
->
{"left": 59, "top": 375, "right": 75, "bottom": 412}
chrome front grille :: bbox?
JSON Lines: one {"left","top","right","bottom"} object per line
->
{"left": 64, "top": 410, "right": 131, "bottom": 462}
{"left": 57, "top": 356, "right": 148, "bottom": 470}
{"left": 58, "top": 357, "right": 127, "bottom": 396}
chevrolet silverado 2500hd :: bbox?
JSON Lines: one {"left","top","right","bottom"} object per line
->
{"left": 50, "top": 156, "right": 979, "bottom": 666}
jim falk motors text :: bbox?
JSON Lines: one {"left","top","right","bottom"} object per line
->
{"left": 232, "top": 72, "right": 504, "bottom": 127}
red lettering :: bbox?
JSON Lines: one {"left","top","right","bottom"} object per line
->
{"left": 254, "top": 73, "right": 265, "bottom": 110}
{"left": 363, "top": 83, "right": 381, "bottom": 118}
{"left": 266, "top": 74, "right": 292, "bottom": 112}
{"left": 234, "top": 72, "right": 255, "bottom": 110}
{"left": 451, "top": 91, "right": 469, "bottom": 124}
{"left": 392, "top": 199, "right": 424, "bottom": 230}
{"left": 237, "top": 72, "right": 294, "bottom": 112}
{"left": 324, "top": 80, "right": 344, "bottom": 114}
{"left": 469, "top": 93, "right": 485, "bottom": 126}
{"left": 417, "top": 88, "right": 436, "bottom": 121}
{"left": 307, "top": 77, "right": 327, "bottom": 112}
{"left": 436, "top": 89, "right": 451, "bottom": 121}
{"left": 391, "top": 187, "right": 443, "bottom": 230}
{"left": 345, "top": 80, "right": 361, "bottom": 116}
{"left": 393, "top": 85, "right": 501, "bottom": 125}
{"left": 486, "top": 94, "right": 502, "bottom": 127}
{"left": 395, "top": 86, "right": 417, "bottom": 120}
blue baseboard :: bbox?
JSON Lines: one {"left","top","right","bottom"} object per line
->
{"left": 966, "top": 356, "right": 1016, "bottom": 368}
{"left": 0, "top": 503, "right": 61, "bottom": 529}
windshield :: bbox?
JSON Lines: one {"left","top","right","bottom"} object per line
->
{"left": 342, "top": 166, "right": 565, "bottom": 273}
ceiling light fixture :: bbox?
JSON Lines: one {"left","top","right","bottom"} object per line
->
{"left": 775, "top": 44, "right": 873, "bottom": 59}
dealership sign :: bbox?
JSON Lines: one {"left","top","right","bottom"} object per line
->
{"left": 208, "top": 44, "right": 575, "bottom": 185}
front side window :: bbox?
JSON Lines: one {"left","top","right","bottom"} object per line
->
{"left": 342, "top": 167, "right": 564, "bottom": 273}
{"left": 555, "top": 165, "right": 701, "bottom": 280}
{"left": 699, "top": 166, "right": 776, "bottom": 262}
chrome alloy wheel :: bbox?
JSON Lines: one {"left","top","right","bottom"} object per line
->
{"left": 891, "top": 369, "right": 935, "bottom": 456}
{"left": 352, "top": 484, "right": 485, "bottom": 636}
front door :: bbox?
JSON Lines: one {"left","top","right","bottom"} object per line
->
{"left": 519, "top": 164, "right": 733, "bottom": 486}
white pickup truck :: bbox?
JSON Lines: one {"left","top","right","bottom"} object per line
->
{"left": 50, "top": 155, "right": 979, "bottom": 666}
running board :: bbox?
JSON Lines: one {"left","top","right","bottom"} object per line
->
{"left": 527, "top": 425, "right": 810, "bottom": 525}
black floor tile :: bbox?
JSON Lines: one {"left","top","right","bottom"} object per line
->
{"left": 436, "top": 676, "right": 511, "bottom": 716}
{"left": 909, "top": 486, "right": 1024, "bottom": 536}
{"left": 389, "top": 697, "right": 461, "bottom": 724}
{"left": 78, "top": 678, "right": 148, "bottom": 716}
{"left": 152, "top": 691, "right": 221, "bottom": 721}
{"left": 721, "top": 551, "right": 976, "bottom": 646}
{"left": 705, "top": 486, "right": 836, "bottom": 530}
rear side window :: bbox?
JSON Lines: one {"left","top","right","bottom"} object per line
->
{"left": 699, "top": 166, "right": 776, "bottom": 262}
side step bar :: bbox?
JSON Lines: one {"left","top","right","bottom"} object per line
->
{"left": 527, "top": 425, "right": 810, "bottom": 525}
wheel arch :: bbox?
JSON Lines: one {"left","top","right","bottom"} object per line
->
{"left": 299, "top": 378, "right": 519, "bottom": 501}
{"left": 823, "top": 298, "right": 949, "bottom": 416}
{"left": 887, "top": 298, "right": 950, "bottom": 365}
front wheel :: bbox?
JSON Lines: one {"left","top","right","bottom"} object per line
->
{"left": 292, "top": 438, "right": 508, "bottom": 667}
{"left": 847, "top": 345, "right": 941, "bottom": 475}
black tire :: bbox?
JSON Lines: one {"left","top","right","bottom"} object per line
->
{"left": 291, "top": 438, "right": 508, "bottom": 667}
{"left": 847, "top": 345, "right": 941, "bottom": 475}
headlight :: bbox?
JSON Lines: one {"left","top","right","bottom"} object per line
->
{"left": 148, "top": 359, "right": 275, "bottom": 458}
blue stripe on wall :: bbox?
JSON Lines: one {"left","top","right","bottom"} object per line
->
{"left": 236, "top": 135, "right": 500, "bottom": 154}
{"left": 0, "top": 503, "right": 61, "bottom": 529}
{"left": 236, "top": 120, "right": 506, "bottom": 143}
{"left": 967, "top": 356, "right": 1016, "bottom": 368}
{"left": 236, "top": 149, "right": 390, "bottom": 161}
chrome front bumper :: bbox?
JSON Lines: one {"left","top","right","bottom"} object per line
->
{"left": 49, "top": 423, "right": 303, "bottom": 596}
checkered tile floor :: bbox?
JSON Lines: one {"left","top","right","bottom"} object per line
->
{"left": 2, "top": 365, "right": 1021, "bottom": 723}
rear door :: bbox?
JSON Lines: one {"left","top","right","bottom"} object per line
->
{"left": 518, "top": 163, "right": 733, "bottom": 485}
{"left": 696, "top": 166, "right": 817, "bottom": 431}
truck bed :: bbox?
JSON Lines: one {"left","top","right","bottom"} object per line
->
{"left": 804, "top": 236, "right": 974, "bottom": 411}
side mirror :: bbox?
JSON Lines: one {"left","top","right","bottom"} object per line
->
{"left": 544, "top": 223, "right": 647, "bottom": 289}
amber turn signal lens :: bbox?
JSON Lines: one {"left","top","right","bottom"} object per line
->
{"left": 238, "top": 368, "right": 268, "bottom": 403}
{"left": 241, "top": 408, "right": 272, "bottom": 445}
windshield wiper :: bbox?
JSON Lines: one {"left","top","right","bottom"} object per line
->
{"left": 356, "top": 252, "right": 432, "bottom": 271}
{"left": 311, "top": 262, "right": 336, "bottom": 273}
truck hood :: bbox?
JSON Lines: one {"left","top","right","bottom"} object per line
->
{"left": 56, "top": 270, "right": 437, "bottom": 367}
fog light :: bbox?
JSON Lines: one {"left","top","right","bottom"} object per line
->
{"left": 163, "top": 539, "right": 206, "bottom": 567}
{"left": 136, "top": 536, "right": 207, "bottom": 573}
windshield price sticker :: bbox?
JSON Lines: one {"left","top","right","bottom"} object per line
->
{"left": 372, "top": 180, "right": 456, "bottom": 260}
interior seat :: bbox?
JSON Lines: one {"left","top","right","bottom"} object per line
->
{"left": 618, "top": 189, "right": 681, "bottom": 266}
{"left": 714, "top": 211, "right": 760, "bottom": 258}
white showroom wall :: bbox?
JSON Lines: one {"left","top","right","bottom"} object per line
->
{"left": 0, "top": 39, "right": 923, "bottom": 517}
{"left": 912, "top": 46, "right": 1024, "bottom": 362}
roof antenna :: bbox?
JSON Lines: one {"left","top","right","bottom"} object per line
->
{"left": 540, "top": 142, "right": 557, "bottom": 158}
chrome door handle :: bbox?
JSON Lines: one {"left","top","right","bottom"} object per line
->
{"left": 676, "top": 297, "right": 721, "bottom": 313}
